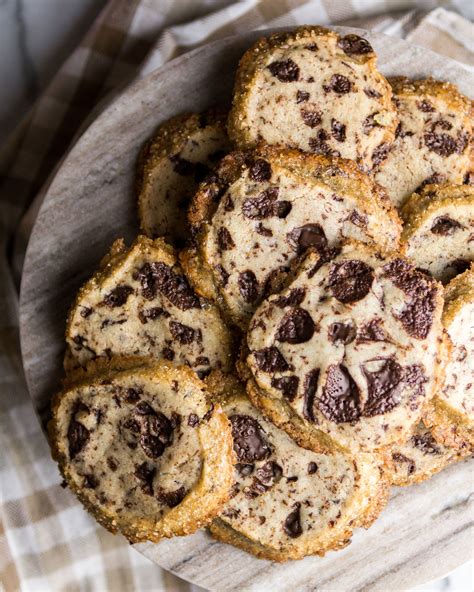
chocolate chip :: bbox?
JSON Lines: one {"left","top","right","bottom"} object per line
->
{"left": 395, "top": 122, "right": 414, "bottom": 139}
{"left": 223, "top": 195, "right": 235, "bottom": 211}
{"left": 256, "top": 223, "right": 273, "bottom": 236}
{"left": 245, "top": 478, "right": 269, "bottom": 499}
{"left": 424, "top": 121, "right": 468, "bottom": 157}
{"left": 135, "top": 262, "right": 200, "bottom": 310}
{"left": 296, "top": 90, "right": 310, "bottom": 103}
{"left": 417, "top": 99, "right": 435, "bottom": 112}
{"left": 303, "top": 369, "right": 319, "bottom": 422}
{"left": 287, "top": 223, "right": 328, "bottom": 254}
{"left": 357, "top": 318, "right": 387, "bottom": 342}
{"left": 256, "top": 461, "right": 283, "bottom": 484}
{"left": 215, "top": 264, "right": 229, "bottom": 286}
{"left": 338, "top": 34, "right": 373, "bottom": 56}
{"left": 362, "top": 358, "right": 404, "bottom": 417}
{"left": 249, "top": 159, "right": 272, "bottom": 182}
{"left": 271, "top": 375, "right": 299, "bottom": 401}
{"left": 254, "top": 346, "right": 290, "bottom": 372}
{"left": 83, "top": 474, "right": 98, "bottom": 489}
{"left": 169, "top": 320, "right": 200, "bottom": 344}
{"left": 162, "top": 347, "right": 175, "bottom": 360}
{"left": 430, "top": 216, "right": 463, "bottom": 235}
{"left": 134, "top": 462, "right": 156, "bottom": 496}
{"left": 324, "top": 74, "right": 351, "bottom": 94}
{"left": 364, "top": 88, "right": 381, "bottom": 99}
{"left": 274, "top": 288, "right": 306, "bottom": 308}
{"left": 275, "top": 307, "right": 315, "bottom": 344}
{"left": 242, "top": 187, "right": 291, "bottom": 220}
{"left": 309, "top": 129, "right": 340, "bottom": 156}
{"left": 217, "top": 227, "right": 235, "bottom": 250}
{"left": 138, "top": 306, "right": 168, "bottom": 324}
{"left": 331, "top": 119, "right": 346, "bottom": 142}
{"left": 328, "top": 322, "right": 356, "bottom": 344}
{"left": 411, "top": 432, "right": 440, "bottom": 455}
{"left": 169, "top": 154, "right": 194, "bottom": 176}
{"left": 156, "top": 486, "right": 187, "bottom": 508}
{"left": 123, "top": 418, "right": 140, "bottom": 433}
{"left": 188, "top": 413, "right": 199, "bottom": 427}
{"left": 230, "top": 415, "right": 272, "bottom": 463}
{"left": 328, "top": 260, "right": 374, "bottom": 304}
{"left": 307, "top": 462, "right": 318, "bottom": 474}
{"left": 67, "top": 419, "right": 90, "bottom": 459}
{"left": 372, "top": 142, "right": 390, "bottom": 167}
{"left": 283, "top": 503, "right": 302, "bottom": 538}
{"left": 267, "top": 59, "right": 300, "bottom": 82}
{"left": 363, "top": 113, "right": 381, "bottom": 134}
{"left": 319, "top": 364, "right": 361, "bottom": 423}
{"left": 80, "top": 307, "right": 93, "bottom": 318}
{"left": 238, "top": 270, "right": 259, "bottom": 303}
{"left": 349, "top": 210, "right": 368, "bottom": 228}
{"left": 124, "top": 388, "right": 141, "bottom": 403}
{"left": 236, "top": 463, "right": 254, "bottom": 476}
{"left": 392, "top": 452, "right": 416, "bottom": 475}
{"left": 306, "top": 43, "right": 318, "bottom": 51}
{"left": 194, "top": 356, "right": 210, "bottom": 367}
{"left": 134, "top": 401, "right": 154, "bottom": 415}
{"left": 301, "top": 108, "right": 323, "bottom": 128}
{"left": 102, "top": 285, "right": 133, "bottom": 308}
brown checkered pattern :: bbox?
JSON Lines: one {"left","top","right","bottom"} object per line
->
{"left": 1, "top": 1, "right": 472, "bottom": 590}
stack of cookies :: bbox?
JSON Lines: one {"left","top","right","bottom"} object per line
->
{"left": 49, "top": 26, "right": 474, "bottom": 561}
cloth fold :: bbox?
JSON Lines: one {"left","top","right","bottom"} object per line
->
{"left": 1, "top": 1, "right": 472, "bottom": 590}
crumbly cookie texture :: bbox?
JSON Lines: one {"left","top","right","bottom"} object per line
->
{"left": 386, "top": 421, "right": 465, "bottom": 486}
{"left": 228, "top": 26, "right": 397, "bottom": 171}
{"left": 375, "top": 77, "right": 473, "bottom": 208}
{"left": 245, "top": 241, "right": 445, "bottom": 453}
{"left": 137, "top": 110, "right": 231, "bottom": 242}
{"left": 184, "top": 146, "right": 401, "bottom": 329}
{"left": 401, "top": 183, "right": 474, "bottom": 283}
{"left": 49, "top": 362, "right": 235, "bottom": 542}
{"left": 206, "top": 372, "right": 389, "bottom": 561}
{"left": 425, "top": 267, "right": 474, "bottom": 450}
{"left": 65, "top": 235, "right": 234, "bottom": 378}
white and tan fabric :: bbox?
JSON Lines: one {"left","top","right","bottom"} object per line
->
{"left": 1, "top": 1, "right": 473, "bottom": 590}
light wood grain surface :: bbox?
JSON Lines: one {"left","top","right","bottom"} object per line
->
{"left": 19, "top": 28, "right": 474, "bottom": 591}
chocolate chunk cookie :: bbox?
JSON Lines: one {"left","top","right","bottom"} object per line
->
{"left": 228, "top": 27, "right": 398, "bottom": 171}
{"left": 65, "top": 236, "right": 234, "bottom": 378}
{"left": 206, "top": 372, "right": 389, "bottom": 561}
{"left": 137, "top": 110, "right": 230, "bottom": 242}
{"left": 401, "top": 183, "right": 474, "bottom": 283}
{"left": 245, "top": 242, "right": 445, "bottom": 453}
{"left": 375, "top": 77, "right": 473, "bottom": 208}
{"left": 49, "top": 362, "right": 235, "bottom": 542}
{"left": 183, "top": 146, "right": 401, "bottom": 329}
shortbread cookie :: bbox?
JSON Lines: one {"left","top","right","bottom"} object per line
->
{"left": 49, "top": 362, "right": 235, "bottom": 542}
{"left": 375, "top": 78, "right": 473, "bottom": 208}
{"left": 207, "top": 372, "right": 388, "bottom": 561}
{"left": 401, "top": 184, "right": 474, "bottom": 283}
{"left": 245, "top": 242, "right": 445, "bottom": 453}
{"left": 228, "top": 27, "right": 397, "bottom": 171}
{"left": 425, "top": 268, "right": 474, "bottom": 450}
{"left": 387, "top": 421, "right": 463, "bottom": 486}
{"left": 137, "top": 111, "right": 230, "bottom": 241}
{"left": 65, "top": 236, "right": 234, "bottom": 378}
{"left": 184, "top": 147, "right": 401, "bottom": 329}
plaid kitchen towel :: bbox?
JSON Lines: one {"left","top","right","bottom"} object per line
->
{"left": 1, "top": 1, "right": 473, "bottom": 590}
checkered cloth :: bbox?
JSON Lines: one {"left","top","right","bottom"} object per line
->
{"left": 1, "top": 1, "right": 473, "bottom": 590}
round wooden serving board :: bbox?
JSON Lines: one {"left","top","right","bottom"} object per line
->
{"left": 19, "top": 27, "right": 474, "bottom": 591}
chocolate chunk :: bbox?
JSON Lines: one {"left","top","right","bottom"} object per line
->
{"left": 249, "top": 159, "right": 272, "bottom": 182}
{"left": 134, "top": 401, "right": 155, "bottom": 415}
{"left": 430, "top": 216, "right": 463, "bottom": 235}
{"left": 135, "top": 262, "right": 200, "bottom": 310}
{"left": 134, "top": 462, "right": 156, "bottom": 496}
{"left": 305, "top": 43, "right": 318, "bottom": 51}
{"left": 136, "top": 407, "right": 173, "bottom": 459}
{"left": 256, "top": 461, "right": 283, "bottom": 484}
{"left": 307, "top": 462, "right": 318, "bottom": 474}
{"left": 80, "top": 307, "right": 93, "bottom": 318}
{"left": 283, "top": 503, "right": 302, "bottom": 538}
{"left": 287, "top": 223, "right": 328, "bottom": 254}
{"left": 338, "top": 34, "right": 373, "bottom": 56}
{"left": 256, "top": 223, "right": 273, "bottom": 236}
{"left": 242, "top": 187, "right": 291, "bottom": 220}
{"left": 363, "top": 113, "right": 381, "bottom": 134}
{"left": 223, "top": 195, "right": 235, "bottom": 211}
{"left": 392, "top": 452, "right": 415, "bottom": 476}
{"left": 156, "top": 486, "right": 187, "bottom": 508}
{"left": 328, "top": 322, "right": 356, "bottom": 344}
{"left": 123, "top": 418, "right": 140, "bottom": 433}
{"left": 236, "top": 463, "right": 254, "bottom": 477}
{"left": 417, "top": 99, "right": 435, "bottom": 112}
{"left": 275, "top": 307, "right": 315, "bottom": 344}
{"left": 245, "top": 478, "right": 269, "bottom": 499}
{"left": 309, "top": 129, "right": 340, "bottom": 156}
{"left": 362, "top": 358, "right": 404, "bottom": 417}
{"left": 67, "top": 419, "right": 90, "bottom": 459}
{"left": 169, "top": 154, "right": 194, "bottom": 176}
{"left": 83, "top": 474, "right": 98, "bottom": 489}
{"left": 364, "top": 88, "right": 381, "bottom": 99}
{"left": 328, "top": 260, "right": 374, "bottom": 304}
{"left": 188, "top": 413, "right": 199, "bottom": 427}
{"left": 107, "top": 457, "right": 118, "bottom": 471}
{"left": 138, "top": 306, "right": 168, "bottom": 324}
{"left": 271, "top": 375, "right": 299, "bottom": 401}
{"left": 324, "top": 74, "right": 351, "bottom": 94}
{"left": 254, "top": 346, "right": 290, "bottom": 372}
{"left": 162, "top": 347, "right": 175, "bottom": 361}
{"left": 331, "top": 119, "right": 346, "bottom": 142}
{"left": 372, "top": 142, "right": 390, "bottom": 167}
{"left": 274, "top": 288, "right": 306, "bottom": 308}
{"left": 296, "top": 90, "right": 310, "bottom": 103}
{"left": 238, "top": 270, "right": 259, "bottom": 303}
{"left": 424, "top": 121, "right": 468, "bottom": 157}
{"left": 411, "top": 432, "right": 441, "bottom": 455}
{"left": 404, "top": 365, "right": 427, "bottom": 398}
{"left": 301, "top": 108, "right": 323, "bottom": 128}
{"left": 215, "top": 264, "right": 229, "bottom": 286}
{"left": 267, "top": 59, "right": 300, "bottom": 82}
{"left": 194, "top": 356, "right": 210, "bottom": 367}
{"left": 349, "top": 210, "right": 368, "bottom": 228}
{"left": 216, "top": 227, "right": 235, "bottom": 250}
{"left": 230, "top": 415, "right": 272, "bottom": 463}
{"left": 319, "top": 364, "right": 361, "bottom": 423}
{"left": 357, "top": 318, "right": 387, "bottom": 342}
{"left": 383, "top": 259, "right": 437, "bottom": 339}
{"left": 303, "top": 369, "right": 320, "bottom": 422}
{"left": 124, "top": 388, "right": 141, "bottom": 403}
{"left": 169, "top": 320, "right": 200, "bottom": 344}
{"left": 418, "top": 173, "right": 445, "bottom": 190}
{"left": 103, "top": 285, "right": 133, "bottom": 308}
